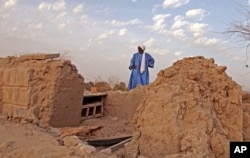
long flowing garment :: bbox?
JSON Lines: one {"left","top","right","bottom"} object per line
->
{"left": 128, "top": 52, "right": 155, "bottom": 90}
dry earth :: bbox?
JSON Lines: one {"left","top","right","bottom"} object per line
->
{"left": 0, "top": 83, "right": 147, "bottom": 158}
{"left": 0, "top": 91, "right": 249, "bottom": 158}
{"left": 0, "top": 56, "right": 250, "bottom": 158}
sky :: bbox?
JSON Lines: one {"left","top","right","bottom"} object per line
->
{"left": 0, "top": 0, "right": 250, "bottom": 90}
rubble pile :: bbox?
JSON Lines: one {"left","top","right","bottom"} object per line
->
{"left": 126, "top": 56, "right": 243, "bottom": 158}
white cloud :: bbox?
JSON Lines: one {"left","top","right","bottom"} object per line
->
{"left": 35, "top": 23, "right": 43, "bottom": 29}
{"left": 194, "top": 37, "right": 218, "bottom": 46}
{"left": 153, "top": 48, "right": 169, "bottom": 55}
{"left": 186, "top": 9, "right": 206, "bottom": 20}
{"left": 163, "top": 0, "right": 190, "bottom": 8}
{"left": 118, "top": 28, "right": 127, "bottom": 36}
{"left": 108, "top": 57, "right": 115, "bottom": 61}
{"left": 11, "top": 26, "right": 17, "bottom": 32}
{"left": 132, "top": 0, "right": 137, "bottom": 2}
{"left": 150, "top": 14, "right": 171, "bottom": 32}
{"left": 68, "top": 30, "right": 73, "bottom": 34}
{"left": 189, "top": 23, "right": 209, "bottom": 36}
{"left": 153, "top": 14, "right": 171, "bottom": 22}
{"left": 171, "top": 16, "right": 189, "bottom": 29}
{"left": 130, "top": 39, "right": 139, "bottom": 45}
{"left": 172, "top": 29, "right": 186, "bottom": 39}
{"left": 106, "top": 19, "right": 141, "bottom": 27}
{"left": 56, "top": 11, "right": 67, "bottom": 19}
{"left": 75, "top": 15, "right": 88, "bottom": 27}
{"left": 28, "top": 23, "right": 43, "bottom": 30}
{"left": 144, "top": 38, "right": 157, "bottom": 48}
{"left": 73, "top": 4, "right": 84, "bottom": 14}
{"left": 97, "top": 32, "right": 109, "bottom": 40}
{"left": 158, "top": 51, "right": 168, "bottom": 55}
{"left": 173, "top": 15, "right": 185, "bottom": 21}
{"left": 96, "top": 28, "right": 126, "bottom": 42}
{"left": 87, "top": 39, "right": 93, "bottom": 47}
{"left": 120, "top": 53, "right": 128, "bottom": 59}
{"left": 58, "top": 23, "right": 66, "bottom": 29}
{"left": 174, "top": 51, "right": 182, "bottom": 56}
{"left": 38, "top": 0, "right": 65, "bottom": 12}
{"left": 4, "top": 0, "right": 18, "bottom": 9}
{"left": 1, "top": 14, "right": 10, "bottom": 19}
{"left": 152, "top": 4, "right": 161, "bottom": 13}
{"left": 109, "top": 30, "right": 116, "bottom": 35}
{"left": 95, "top": 4, "right": 110, "bottom": 14}
{"left": 232, "top": 56, "right": 239, "bottom": 60}
{"left": 96, "top": 28, "right": 129, "bottom": 42}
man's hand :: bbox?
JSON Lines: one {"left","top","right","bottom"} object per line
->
{"left": 130, "top": 65, "right": 136, "bottom": 69}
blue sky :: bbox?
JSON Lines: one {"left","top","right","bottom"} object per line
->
{"left": 0, "top": 0, "right": 250, "bottom": 90}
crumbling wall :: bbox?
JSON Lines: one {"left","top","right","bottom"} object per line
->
{"left": 105, "top": 86, "right": 147, "bottom": 120}
{"left": 242, "top": 92, "right": 250, "bottom": 141}
{"left": 0, "top": 54, "right": 84, "bottom": 127}
{"left": 125, "top": 56, "right": 243, "bottom": 158}
{"left": 0, "top": 67, "right": 3, "bottom": 113}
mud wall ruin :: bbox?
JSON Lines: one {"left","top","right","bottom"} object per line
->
{"left": 0, "top": 54, "right": 84, "bottom": 127}
{"left": 126, "top": 56, "right": 243, "bottom": 158}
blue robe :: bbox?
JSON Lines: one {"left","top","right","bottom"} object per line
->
{"left": 128, "top": 52, "right": 155, "bottom": 90}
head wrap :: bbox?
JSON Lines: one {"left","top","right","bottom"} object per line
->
{"left": 138, "top": 45, "right": 146, "bottom": 51}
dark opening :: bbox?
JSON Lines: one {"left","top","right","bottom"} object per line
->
{"left": 82, "top": 97, "right": 102, "bottom": 105}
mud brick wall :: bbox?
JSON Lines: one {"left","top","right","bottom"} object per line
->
{"left": 1, "top": 68, "right": 32, "bottom": 113}
{"left": 0, "top": 68, "right": 3, "bottom": 112}
{"left": 125, "top": 56, "right": 243, "bottom": 158}
{"left": 0, "top": 55, "right": 84, "bottom": 127}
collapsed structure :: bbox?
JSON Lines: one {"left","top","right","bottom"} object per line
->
{"left": 0, "top": 54, "right": 245, "bottom": 157}
{"left": 0, "top": 54, "right": 84, "bottom": 127}
{"left": 125, "top": 56, "right": 243, "bottom": 158}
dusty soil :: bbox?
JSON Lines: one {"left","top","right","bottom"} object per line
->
{"left": 0, "top": 115, "right": 119, "bottom": 158}
{"left": 0, "top": 56, "right": 250, "bottom": 158}
{"left": 0, "top": 87, "right": 147, "bottom": 158}
{"left": 0, "top": 90, "right": 249, "bottom": 158}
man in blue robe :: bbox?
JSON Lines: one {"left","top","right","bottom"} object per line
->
{"left": 128, "top": 45, "right": 155, "bottom": 90}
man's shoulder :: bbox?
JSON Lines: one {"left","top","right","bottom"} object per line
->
{"left": 133, "top": 52, "right": 139, "bottom": 56}
{"left": 145, "top": 52, "right": 152, "bottom": 56}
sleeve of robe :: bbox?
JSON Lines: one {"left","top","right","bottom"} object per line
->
{"left": 129, "top": 54, "right": 136, "bottom": 70}
{"left": 147, "top": 54, "right": 155, "bottom": 68}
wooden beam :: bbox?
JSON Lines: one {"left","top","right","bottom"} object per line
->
{"left": 20, "top": 53, "right": 60, "bottom": 60}
{"left": 108, "top": 137, "right": 132, "bottom": 152}
{"left": 101, "top": 138, "right": 132, "bottom": 154}
{"left": 87, "top": 135, "right": 132, "bottom": 147}
{"left": 84, "top": 92, "right": 107, "bottom": 97}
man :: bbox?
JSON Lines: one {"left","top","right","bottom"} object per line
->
{"left": 128, "top": 45, "right": 155, "bottom": 90}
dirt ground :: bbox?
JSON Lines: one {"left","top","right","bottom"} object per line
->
{"left": 0, "top": 90, "right": 250, "bottom": 158}
{"left": 0, "top": 88, "right": 143, "bottom": 158}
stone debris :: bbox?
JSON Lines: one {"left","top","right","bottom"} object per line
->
{"left": 59, "top": 126, "right": 102, "bottom": 138}
{"left": 0, "top": 55, "right": 249, "bottom": 158}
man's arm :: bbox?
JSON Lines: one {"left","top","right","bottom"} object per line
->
{"left": 129, "top": 54, "right": 136, "bottom": 70}
{"left": 148, "top": 54, "right": 155, "bottom": 68}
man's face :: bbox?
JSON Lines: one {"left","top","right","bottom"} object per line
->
{"left": 138, "top": 47, "right": 144, "bottom": 53}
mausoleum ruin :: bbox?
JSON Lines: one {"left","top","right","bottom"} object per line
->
{"left": 0, "top": 54, "right": 84, "bottom": 127}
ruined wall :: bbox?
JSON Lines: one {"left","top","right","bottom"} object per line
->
{"left": 242, "top": 91, "right": 250, "bottom": 141}
{"left": 0, "top": 54, "right": 84, "bottom": 127}
{"left": 125, "top": 56, "right": 243, "bottom": 158}
{"left": 105, "top": 86, "right": 147, "bottom": 120}
{"left": 0, "top": 67, "right": 3, "bottom": 113}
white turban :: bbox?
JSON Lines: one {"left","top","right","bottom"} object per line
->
{"left": 138, "top": 45, "right": 146, "bottom": 51}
